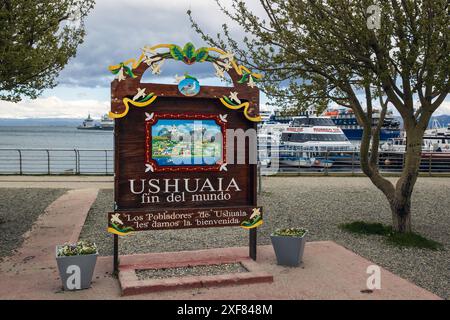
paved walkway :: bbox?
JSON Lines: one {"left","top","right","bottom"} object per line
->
{"left": 0, "top": 175, "right": 113, "bottom": 189}
{"left": 0, "top": 186, "right": 441, "bottom": 300}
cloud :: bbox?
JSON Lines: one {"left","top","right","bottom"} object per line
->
{"left": 0, "top": 96, "right": 108, "bottom": 119}
{"left": 3, "top": 0, "right": 447, "bottom": 119}
{"left": 56, "top": 0, "right": 255, "bottom": 88}
{"left": 0, "top": 0, "right": 268, "bottom": 118}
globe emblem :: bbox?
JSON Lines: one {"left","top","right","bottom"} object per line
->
{"left": 178, "top": 77, "right": 200, "bottom": 97}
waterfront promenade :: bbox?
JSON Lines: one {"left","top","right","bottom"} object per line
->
{"left": 0, "top": 176, "right": 448, "bottom": 299}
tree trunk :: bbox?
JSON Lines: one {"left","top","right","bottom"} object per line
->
{"left": 389, "top": 129, "right": 423, "bottom": 233}
{"left": 390, "top": 196, "right": 412, "bottom": 233}
{"left": 351, "top": 94, "right": 427, "bottom": 234}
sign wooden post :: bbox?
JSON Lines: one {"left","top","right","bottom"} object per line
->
{"left": 107, "top": 43, "right": 263, "bottom": 273}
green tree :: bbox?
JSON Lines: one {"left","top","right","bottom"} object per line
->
{"left": 189, "top": 0, "right": 449, "bottom": 232}
{"left": 0, "top": 0, "right": 95, "bottom": 101}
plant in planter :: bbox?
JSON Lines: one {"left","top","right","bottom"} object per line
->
{"left": 56, "top": 240, "right": 98, "bottom": 290}
{"left": 270, "top": 228, "right": 308, "bottom": 267}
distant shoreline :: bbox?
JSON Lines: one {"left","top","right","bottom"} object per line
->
{"left": 1, "top": 114, "right": 449, "bottom": 128}
{"left": 0, "top": 118, "right": 83, "bottom": 126}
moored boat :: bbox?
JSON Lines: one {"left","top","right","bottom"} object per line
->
{"left": 99, "top": 114, "right": 114, "bottom": 130}
{"left": 278, "top": 116, "right": 357, "bottom": 168}
{"left": 77, "top": 114, "right": 114, "bottom": 130}
{"left": 380, "top": 130, "right": 450, "bottom": 171}
{"left": 324, "top": 107, "right": 401, "bottom": 141}
{"left": 77, "top": 114, "right": 101, "bottom": 130}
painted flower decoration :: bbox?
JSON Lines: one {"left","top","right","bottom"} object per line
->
{"left": 110, "top": 63, "right": 136, "bottom": 82}
{"left": 213, "top": 62, "right": 225, "bottom": 79}
{"left": 169, "top": 42, "right": 209, "bottom": 65}
{"left": 215, "top": 59, "right": 232, "bottom": 71}
{"left": 144, "top": 55, "right": 162, "bottom": 66}
{"left": 247, "top": 75, "right": 256, "bottom": 88}
{"left": 238, "top": 70, "right": 259, "bottom": 87}
{"left": 133, "top": 88, "right": 146, "bottom": 101}
{"left": 116, "top": 68, "right": 126, "bottom": 82}
{"left": 109, "top": 43, "right": 262, "bottom": 88}
{"left": 150, "top": 59, "right": 165, "bottom": 75}
{"left": 229, "top": 92, "right": 241, "bottom": 104}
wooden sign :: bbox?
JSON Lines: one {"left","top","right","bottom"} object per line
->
{"left": 108, "top": 43, "right": 263, "bottom": 269}
{"left": 108, "top": 206, "right": 262, "bottom": 234}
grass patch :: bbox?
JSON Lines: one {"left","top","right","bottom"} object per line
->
{"left": 340, "top": 220, "right": 443, "bottom": 251}
{"left": 339, "top": 221, "right": 391, "bottom": 235}
{"left": 386, "top": 232, "right": 443, "bottom": 251}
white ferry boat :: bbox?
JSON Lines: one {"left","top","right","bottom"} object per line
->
{"left": 77, "top": 114, "right": 114, "bottom": 130}
{"left": 279, "top": 116, "right": 356, "bottom": 168}
{"left": 381, "top": 130, "right": 450, "bottom": 154}
{"left": 257, "top": 122, "right": 291, "bottom": 166}
{"left": 99, "top": 114, "right": 114, "bottom": 130}
{"left": 258, "top": 122, "right": 290, "bottom": 143}
{"left": 425, "top": 121, "right": 450, "bottom": 137}
{"left": 77, "top": 114, "right": 100, "bottom": 130}
{"left": 379, "top": 128, "right": 450, "bottom": 170}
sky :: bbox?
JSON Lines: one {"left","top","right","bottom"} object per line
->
{"left": 0, "top": 0, "right": 448, "bottom": 119}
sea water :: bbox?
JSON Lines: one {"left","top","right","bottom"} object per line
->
{"left": 0, "top": 126, "right": 113, "bottom": 174}
{"left": 0, "top": 126, "right": 113, "bottom": 149}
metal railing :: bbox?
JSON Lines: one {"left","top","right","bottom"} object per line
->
{"left": 0, "top": 147, "right": 449, "bottom": 176}
{"left": 0, "top": 149, "right": 114, "bottom": 175}
{"left": 258, "top": 146, "right": 450, "bottom": 176}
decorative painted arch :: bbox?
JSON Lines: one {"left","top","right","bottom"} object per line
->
{"left": 108, "top": 43, "right": 262, "bottom": 122}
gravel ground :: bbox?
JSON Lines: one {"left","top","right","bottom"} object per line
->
{"left": 136, "top": 263, "right": 247, "bottom": 280}
{"left": 80, "top": 177, "right": 450, "bottom": 299}
{"left": 0, "top": 188, "right": 66, "bottom": 259}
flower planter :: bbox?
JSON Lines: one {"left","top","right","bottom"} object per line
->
{"left": 270, "top": 229, "right": 307, "bottom": 267}
{"left": 56, "top": 242, "right": 98, "bottom": 291}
